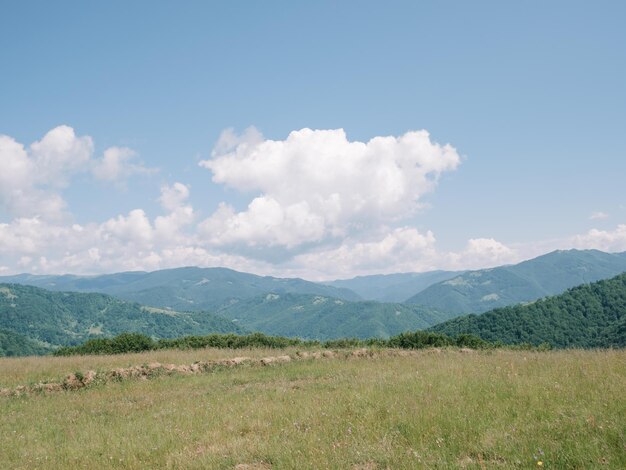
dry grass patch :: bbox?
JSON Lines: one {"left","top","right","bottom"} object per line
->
{"left": 1, "top": 349, "right": 624, "bottom": 469}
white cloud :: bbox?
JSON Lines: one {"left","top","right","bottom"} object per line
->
{"left": 29, "top": 125, "right": 93, "bottom": 187}
{"left": 449, "top": 238, "right": 519, "bottom": 270}
{"left": 92, "top": 146, "right": 155, "bottom": 182}
{"left": 199, "top": 127, "right": 461, "bottom": 254}
{"left": 572, "top": 224, "right": 626, "bottom": 252}
{"left": 102, "top": 209, "right": 154, "bottom": 245}
{"left": 0, "top": 134, "right": 67, "bottom": 220}
{"left": 199, "top": 198, "right": 326, "bottom": 250}
{"left": 590, "top": 211, "right": 609, "bottom": 220}
{"left": 286, "top": 230, "right": 520, "bottom": 280}
{"left": 154, "top": 183, "right": 195, "bottom": 243}
{"left": 288, "top": 227, "right": 438, "bottom": 278}
{"left": 0, "top": 181, "right": 204, "bottom": 275}
{"left": 159, "top": 182, "right": 190, "bottom": 212}
{"left": 0, "top": 126, "right": 153, "bottom": 222}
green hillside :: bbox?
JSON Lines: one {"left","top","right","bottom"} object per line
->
{"left": 0, "top": 284, "right": 243, "bottom": 354}
{"left": 428, "top": 272, "right": 626, "bottom": 348}
{"left": 0, "top": 266, "right": 360, "bottom": 311}
{"left": 0, "top": 328, "right": 52, "bottom": 357}
{"left": 323, "top": 270, "right": 463, "bottom": 302}
{"left": 217, "top": 293, "right": 447, "bottom": 340}
{"left": 407, "top": 249, "right": 626, "bottom": 314}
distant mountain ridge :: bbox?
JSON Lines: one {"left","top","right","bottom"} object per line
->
{"left": 429, "top": 272, "right": 626, "bottom": 348}
{"left": 4, "top": 250, "right": 625, "bottom": 316}
{"left": 406, "top": 249, "right": 626, "bottom": 314}
{"left": 0, "top": 266, "right": 361, "bottom": 311}
{"left": 323, "top": 270, "right": 463, "bottom": 302}
{"left": 0, "top": 283, "right": 243, "bottom": 354}
{"left": 217, "top": 292, "right": 448, "bottom": 340}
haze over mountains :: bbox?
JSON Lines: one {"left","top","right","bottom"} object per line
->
{"left": 323, "top": 271, "right": 463, "bottom": 302}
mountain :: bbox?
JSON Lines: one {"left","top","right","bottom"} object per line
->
{"left": 0, "top": 328, "right": 52, "bottom": 357}
{"left": 406, "top": 249, "right": 626, "bottom": 314}
{"left": 0, "top": 267, "right": 360, "bottom": 311}
{"left": 323, "top": 270, "right": 463, "bottom": 302}
{"left": 429, "top": 273, "right": 626, "bottom": 348}
{"left": 217, "top": 293, "right": 448, "bottom": 340}
{"left": 0, "top": 283, "right": 243, "bottom": 353}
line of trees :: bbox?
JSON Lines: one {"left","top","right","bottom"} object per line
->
{"left": 53, "top": 330, "right": 551, "bottom": 356}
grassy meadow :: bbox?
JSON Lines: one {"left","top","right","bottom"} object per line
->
{"left": 1, "top": 348, "right": 625, "bottom": 469}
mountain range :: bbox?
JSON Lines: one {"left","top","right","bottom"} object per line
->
{"left": 4, "top": 250, "right": 625, "bottom": 316}
{"left": 1, "top": 248, "right": 625, "bottom": 355}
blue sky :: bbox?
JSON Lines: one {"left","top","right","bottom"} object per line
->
{"left": 1, "top": 1, "right": 625, "bottom": 279}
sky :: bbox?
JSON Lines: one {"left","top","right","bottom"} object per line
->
{"left": 1, "top": 1, "right": 625, "bottom": 280}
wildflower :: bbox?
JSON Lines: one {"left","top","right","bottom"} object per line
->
{"left": 537, "top": 461, "right": 543, "bottom": 467}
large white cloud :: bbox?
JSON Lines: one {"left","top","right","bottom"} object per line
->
{"left": 199, "top": 128, "right": 461, "bottom": 254}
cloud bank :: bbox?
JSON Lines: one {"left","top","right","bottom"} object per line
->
{"left": 1, "top": 125, "right": 624, "bottom": 279}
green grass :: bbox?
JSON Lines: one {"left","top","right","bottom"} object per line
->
{"left": 1, "top": 349, "right": 625, "bottom": 469}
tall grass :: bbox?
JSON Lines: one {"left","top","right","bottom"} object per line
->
{"left": 1, "top": 349, "right": 624, "bottom": 469}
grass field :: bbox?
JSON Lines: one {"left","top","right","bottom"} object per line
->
{"left": 1, "top": 348, "right": 625, "bottom": 469}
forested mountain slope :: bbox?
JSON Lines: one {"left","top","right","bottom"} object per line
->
{"left": 217, "top": 292, "right": 447, "bottom": 340}
{"left": 428, "top": 273, "right": 626, "bottom": 348}
{"left": 0, "top": 328, "right": 52, "bottom": 357}
{"left": 0, "top": 284, "right": 243, "bottom": 353}
{"left": 407, "top": 249, "right": 626, "bottom": 314}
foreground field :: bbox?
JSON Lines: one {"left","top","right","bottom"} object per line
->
{"left": 1, "top": 349, "right": 625, "bottom": 469}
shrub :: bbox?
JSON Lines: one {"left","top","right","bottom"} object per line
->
{"left": 53, "top": 329, "right": 541, "bottom": 357}
{"left": 454, "top": 333, "right": 492, "bottom": 349}
{"left": 387, "top": 331, "right": 453, "bottom": 349}
{"left": 54, "top": 333, "right": 156, "bottom": 356}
